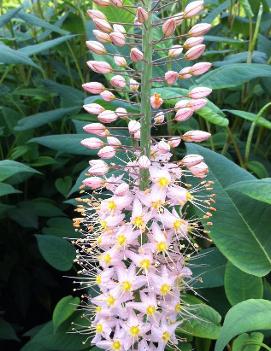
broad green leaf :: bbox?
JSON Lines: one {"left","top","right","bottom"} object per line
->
{"left": 68, "top": 166, "right": 89, "bottom": 197}
{"left": 42, "top": 217, "right": 76, "bottom": 237}
{"left": 0, "top": 183, "right": 21, "bottom": 197}
{"left": 0, "top": 160, "right": 40, "bottom": 182}
{"left": 204, "top": 0, "right": 231, "bottom": 23}
{"left": 14, "top": 107, "right": 79, "bottom": 131}
{"left": 35, "top": 235, "right": 75, "bottom": 271}
{"left": 55, "top": 176, "right": 73, "bottom": 197}
{"left": 186, "top": 144, "right": 271, "bottom": 277}
{"left": 0, "top": 43, "right": 40, "bottom": 69}
{"left": 0, "top": 7, "right": 21, "bottom": 27}
{"left": 224, "top": 263, "right": 263, "bottom": 305}
{"left": 0, "top": 318, "right": 19, "bottom": 341}
{"left": 42, "top": 80, "right": 84, "bottom": 107}
{"left": 225, "top": 109, "right": 271, "bottom": 129}
{"left": 197, "top": 64, "right": 271, "bottom": 89}
{"left": 196, "top": 105, "right": 229, "bottom": 127}
{"left": 53, "top": 295, "right": 80, "bottom": 331}
{"left": 232, "top": 332, "right": 264, "bottom": 351}
{"left": 240, "top": 0, "right": 254, "bottom": 17}
{"left": 247, "top": 161, "right": 269, "bottom": 178}
{"left": 227, "top": 179, "right": 271, "bottom": 205}
{"left": 205, "top": 35, "right": 245, "bottom": 44}
{"left": 215, "top": 299, "right": 271, "bottom": 351}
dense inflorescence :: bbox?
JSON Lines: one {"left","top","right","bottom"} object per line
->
{"left": 72, "top": 1, "right": 216, "bottom": 350}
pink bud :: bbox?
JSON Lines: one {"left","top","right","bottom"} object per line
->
{"left": 128, "top": 120, "right": 141, "bottom": 134}
{"left": 87, "top": 10, "right": 107, "bottom": 20}
{"left": 150, "top": 93, "right": 163, "bottom": 109}
{"left": 88, "top": 160, "right": 109, "bottom": 176}
{"left": 185, "top": 44, "right": 206, "bottom": 60}
{"left": 182, "top": 130, "right": 211, "bottom": 142}
{"left": 114, "top": 55, "right": 127, "bottom": 67}
{"left": 168, "top": 45, "right": 183, "bottom": 58}
{"left": 100, "top": 90, "right": 116, "bottom": 101}
{"left": 154, "top": 112, "right": 165, "bottom": 125}
{"left": 184, "top": 36, "right": 204, "bottom": 49}
{"left": 190, "top": 98, "right": 208, "bottom": 111}
{"left": 188, "top": 87, "right": 212, "bottom": 99}
{"left": 110, "top": 31, "right": 126, "bottom": 46}
{"left": 138, "top": 155, "right": 151, "bottom": 169}
{"left": 107, "top": 136, "right": 121, "bottom": 146}
{"left": 165, "top": 71, "right": 179, "bottom": 85}
{"left": 184, "top": 1, "right": 204, "bottom": 18}
{"left": 83, "top": 176, "right": 105, "bottom": 189}
{"left": 179, "top": 67, "right": 193, "bottom": 79}
{"left": 189, "top": 23, "right": 212, "bottom": 37}
{"left": 113, "top": 24, "right": 126, "bottom": 34}
{"left": 175, "top": 99, "right": 191, "bottom": 109}
{"left": 189, "top": 161, "right": 208, "bottom": 178}
{"left": 81, "top": 137, "right": 104, "bottom": 149}
{"left": 98, "top": 146, "right": 116, "bottom": 159}
{"left": 130, "top": 79, "right": 140, "bottom": 92}
{"left": 86, "top": 41, "right": 107, "bottom": 55}
{"left": 182, "top": 154, "right": 203, "bottom": 167}
{"left": 93, "top": 18, "right": 113, "bottom": 33}
{"left": 168, "top": 137, "right": 181, "bottom": 148}
{"left": 133, "top": 130, "right": 141, "bottom": 140}
{"left": 116, "top": 107, "right": 128, "bottom": 119}
{"left": 110, "top": 75, "right": 126, "bottom": 88}
{"left": 136, "top": 7, "right": 148, "bottom": 23}
{"left": 175, "top": 108, "right": 194, "bottom": 121}
{"left": 191, "top": 62, "right": 212, "bottom": 76}
{"left": 83, "top": 103, "right": 105, "bottom": 115}
{"left": 114, "top": 182, "right": 129, "bottom": 196}
{"left": 93, "top": 30, "right": 112, "bottom": 43}
{"left": 83, "top": 123, "right": 108, "bottom": 137}
{"left": 93, "top": 0, "right": 111, "bottom": 6}
{"left": 162, "top": 18, "right": 176, "bottom": 37}
{"left": 98, "top": 110, "right": 118, "bottom": 124}
{"left": 174, "top": 12, "right": 184, "bottom": 26}
{"left": 158, "top": 140, "right": 170, "bottom": 154}
{"left": 111, "top": 0, "right": 123, "bottom": 6}
{"left": 130, "top": 48, "right": 144, "bottom": 62}
{"left": 82, "top": 82, "right": 105, "bottom": 94}
{"left": 87, "top": 61, "right": 112, "bottom": 74}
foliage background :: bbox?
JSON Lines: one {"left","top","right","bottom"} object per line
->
{"left": 1, "top": 0, "right": 271, "bottom": 350}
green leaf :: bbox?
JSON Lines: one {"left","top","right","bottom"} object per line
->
{"left": 247, "top": 161, "right": 269, "bottom": 178}
{"left": 0, "top": 183, "right": 21, "bottom": 197}
{"left": 227, "top": 178, "right": 271, "bottom": 205}
{"left": 0, "top": 7, "right": 21, "bottom": 27}
{"left": 186, "top": 144, "right": 271, "bottom": 277}
{"left": 53, "top": 295, "right": 80, "bottom": 331}
{"left": 55, "top": 176, "right": 73, "bottom": 197}
{"left": 94, "top": 0, "right": 135, "bottom": 25}
{"left": 240, "top": 0, "right": 254, "bottom": 17}
{"left": 215, "top": 299, "right": 271, "bottom": 351}
{"left": 35, "top": 235, "right": 75, "bottom": 271}
{"left": 14, "top": 107, "right": 79, "bottom": 131}
{"left": 0, "top": 43, "right": 40, "bottom": 69}
{"left": 225, "top": 110, "right": 271, "bottom": 129}
{"left": 0, "top": 160, "right": 40, "bottom": 182}
{"left": 196, "top": 104, "right": 229, "bottom": 127}
{"left": 0, "top": 318, "right": 19, "bottom": 341}
{"left": 197, "top": 64, "right": 271, "bottom": 89}
{"left": 232, "top": 332, "right": 264, "bottom": 351}
{"left": 224, "top": 262, "right": 263, "bottom": 305}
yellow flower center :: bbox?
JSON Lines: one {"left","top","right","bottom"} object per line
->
{"left": 96, "top": 306, "right": 102, "bottom": 313}
{"left": 112, "top": 340, "right": 121, "bottom": 350}
{"left": 96, "top": 274, "right": 102, "bottom": 285}
{"left": 117, "top": 234, "right": 127, "bottom": 246}
{"left": 156, "top": 241, "right": 167, "bottom": 253}
{"left": 173, "top": 219, "right": 186, "bottom": 231}
{"left": 160, "top": 283, "right": 171, "bottom": 296}
{"left": 97, "top": 235, "right": 103, "bottom": 245}
{"left": 175, "top": 303, "right": 181, "bottom": 313}
{"left": 96, "top": 323, "right": 103, "bottom": 333}
{"left": 146, "top": 305, "right": 156, "bottom": 316}
{"left": 100, "top": 220, "right": 107, "bottom": 230}
{"left": 151, "top": 200, "right": 163, "bottom": 210}
{"left": 129, "top": 325, "right": 140, "bottom": 337}
{"left": 140, "top": 259, "right": 151, "bottom": 270}
{"left": 121, "top": 281, "right": 132, "bottom": 292}
{"left": 133, "top": 216, "right": 144, "bottom": 228}
{"left": 186, "top": 192, "right": 193, "bottom": 201}
{"left": 100, "top": 253, "right": 111, "bottom": 265}
{"left": 107, "top": 200, "right": 117, "bottom": 211}
{"left": 106, "top": 295, "right": 116, "bottom": 307}
{"left": 162, "top": 331, "right": 170, "bottom": 343}
{"left": 158, "top": 177, "right": 170, "bottom": 187}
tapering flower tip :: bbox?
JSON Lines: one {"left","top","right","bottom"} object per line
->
{"left": 100, "top": 90, "right": 116, "bottom": 102}
{"left": 110, "top": 75, "right": 126, "bottom": 88}
{"left": 114, "top": 55, "right": 127, "bottom": 67}
{"left": 189, "top": 23, "right": 211, "bottom": 37}
{"left": 93, "top": 18, "right": 113, "bottom": 33}
{"left": 87, "top": 61, "right": 112, "bottom": 74}
{"left": 168, "top": 45, "right": 183, "bottom": 58}
{"left": 168, "top": 136, "right": 181, "bottom": 148}
{"left": 81, "top": 137, "right": 104, "bottom": 149}
{"left": 175, "top": 108, "right": 194, "bottom": 121}
{"left": 130, "top": 78, "right": 140, "bottom": 92}
{"left": 114, "top": 182, "right": 129, "bottom": 196}
{"left": 179, "top": 67, "right": 193, "bottom": 79}
{"left": 86, "top": 41, "right": 107, "bottom": 55}
{"left": 184, "top": 36, "right": 204, "bottom": 49}
{"left": 130, "top": 48, "right": 144, "bottom": 62}
{"left": 83, "top": 176, "right": 105, "bottom": 189}
{"left": 154, "top": 112, "right": 165, "bottom": 125}
{"left": 88, "top": 159, "right": 109, "bottom": 176}
{"left": 189, "top": 161, "right": 209, "bottom": 178}
{"left": 83, "top": 123, "right": 108, "bottom": 137}
{"left": 138, "top": 155, "right": 151, "bottom": 169}
{"left": 182, "top": 130, "right": 211, "bottom": 142}
{"left": 93, "top": 0, "right": 111, "bottom": 6}
{"left": 165, "top": 71, "right": 179, "bottom": 85}
{"left": 113, "top": 24, "right": 126, "bottom": 34}
{"left": 136, "top": 7, "right": 149, "bottom": 24}
{"left": 98, "top": 145, "right": 116, "bottom": 159}
{"left": 83, "top": 103, "right": 105, "bottom": 115}
{"left": 184, "top": 0, "right": 204, "bottom": 18}
{"left": 181, "top": 154, "right": 204, "bottom": 167}
{"left": 128, "top": 120, "right": 141, "bottom": 134}
{"left": 191, "top": 62, "right": 212, "bottom": 75}
{"left": 150, "top": 93, "right": 163, "bottom": 109}
{"left": 98, "top": 110, "right": 118, "bottom": 123}
{"left": 93, "top": 30, "right": 112, "bottom": 43}
{"left": 116, "top": 107, "right": 128, "bottom": 119}
{"left": 111, "top": 0, "right": 123, "bottom": 7}
{"left": 110, "top": 31, "right": 126, "bottom": 46}
{"left": 162, "top": 18, "right": 176, "bottom": 37}
{"left": 82, "top": 82, "right": 105, "bottom": 94}
{"left": 174, "top": 12, "right": 184, "bottom": 25}
{"left": 158, "top": 140, "right": 170, "bottom": 154}
{"left": 188, "top": 86, "right": 212, "bottom": 99}
{"left": 107, "top": 136, "right": 122, "bottom": 146}
{"left": 185, "top": 44, "right": 206, "bottom": 60}
{"left": 87, "top": 9, "right": 107, "bottom": 20}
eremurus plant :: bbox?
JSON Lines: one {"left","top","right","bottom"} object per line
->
{"left": 72, "top": 1, "right": 216, "bottom": 350}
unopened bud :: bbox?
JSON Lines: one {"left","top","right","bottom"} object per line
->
{"left": 83, "top": 103, "right": 105, "bottom": 115}
{"left": 185, "top": 44, "right": 206, "bottom": 60}
{"left": 83, "top": 123, "right": 108, "bottom": 137}
{"left": 83, "top": 177, "right": 105, "bottom": 189}
{"left": 114, "top": 55, "right": 127, "bottom": 67}
{"left": 162, "top": 18, "right": 176, "bottom": 37}
{"left": 98, "top": 146, "right": 116, "bottom": 159}
{"left": 93, "top": 18, "right": 112, "bottom": 33}
{"left": 188, "top": 87, "right": 212, "bottom": 99}
{"left": 182, "top": 130, "right": 211, "bottom": 142}
{"left": 189, "top": 23, "right": 211, "bottom": 37}
{"left": 150, "top": 93, "right": 163, "bottom": 109}
{"left": 81, "top": 137, "right": 104, "bottom": 149}
{"left": 93, "top": 30, "right": 112, "bottom": 43}
{"left": 136, "top": 7, "right": 148, "bottom": 23}
{"left": 168, "top": 45, "right": 183, "bottom": 58}
{"left": 82, "top": 82, "right": 105, "bottom": 94}
{"left": 98, "top": 110, "right": 118, "bottom": 124}
{"left": 130, "top": 48, "right": 144, "bottom": 62}
{"left": 87, "top": 61, "right": 112, "bottom": 74}
{"left": 100, "top": 90, "right": 116, "bottom": 102}
{"left": 165, "top": 71, "right": 179, "bottom": 85}
{"left": 138, "top": 155, "right": 151, "bottom": 169}
{"left": 86, "top": 41, "right": 107, "bottom": 55}
{"left": 110, "top": 31, "right": 126, "bottom": 46}
{"left": 184, "top": 1, "right": 204, "bottom": 18}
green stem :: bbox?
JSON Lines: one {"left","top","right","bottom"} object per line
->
{"left": 247, "top": 4, "right": 263, "bottom": 64}
{"left": 243, "top": 342, "right": 271, "bottom": 351}
{"left": 139, "top": 1, "right": 153, "bottom": 190}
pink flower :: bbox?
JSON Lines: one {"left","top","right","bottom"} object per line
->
{"left": 165, "top": 71, "right": 178, "bottom": 85}
{"left": 98, "top": 146, "right": 117, "bottom": 159}
{"left": 81, "top": 137, "right": 104, "bottom": 149}
{"left": 136, "top": 7, "right": 148, "bottom": 23}
{"left": 83, "top": 103, "right": 105, "bottom": 115}
{"left": 110, "top": 75, "right": 126, "bottom": 88}
{"left": 87, "top": 61, "right": 113, "bottom": 74}
{"left": 185, "top": 44, "right": 206, "bottom": 60}
{"left": 86, "top": 40, "right": 107, "bottom": 55}
{"left": 100, "top": 90, "right": 116, "bottom": 101}
{"left": 182, "top": 130, "right": 211, "bottom": 142}
{"left": 188, "top": 86, "right": 212, "bottom": 99}
{"left": 83, "top": 123, "right": 108, "bottom": 136}
{"left": 191, "top": 61, "right": 212, "bottom": 75}
{"left": 114, "top": 55, "right": 127, "bottom": 67}
{"left": 150, "top": 93, "right": 163, "bottom": 109}
{"left": 130, "top": 79, "right": 140, "bottom": 92}
{"left": 162, "top": 18, "right": 176, "bottom": 37}
{"left": 175, "top": 108, "right": 194, "bottom": 121}
{"left": 179, "top": 66, "right": 193, "bottom": 79}
{"left": 128, "top": 120, "right": 141, "bottom": 134}
{"left": 181, "top": 154, "right": 204, "bottom": 167}
{"left": 93, "top": 30, "right": 112, "bottom": 43}
{"left": 93, "top": 0, "right": 111, "bottom": 6}
{"left": 130, "top": 48, "right": 144, "bottom": 62}
{"left": 89, "top": 160, "right": 109, "bottom": 176}
{"left": 110, "top": 31, "right": 126, "bottom": 46}
{"left": 184, "top": 0, "right": 204, "bottom": 18}
{"left": 93, "top": 18, "right": 113, "bottom": 33}
{"left": 168, "top": 45, "right": 183, "bottom": 58}
{"left": 189, "top": 161, "right": 209, "bottom": 178}
{"left": 138, "top": 155, "right": 151, "bottom": 169}
{"left": 82, "top": 82, "right": 105, "bottom": 94}
{"left": 98, "top": 110, "right": 118, "bottom": 123}
{"left": 83, "top": 177, "right": 105, "bottom": 189}
{"left": 116, "top": 107, "right": 128, "bottom": 119}
{"left": 87, "top": 9, "right": 107, "bottom": 20}
{"left": 154, "top": 112, "right": 165, "bottom": 125}
{"left": 111, "top": 0, "right": 123, "bottom": 7}
{"left": 107, "top": 136, "right": 122, "bottom": 146}
{"left": 189, "top": 23, "right": 212, "bottom": 37}
{"left": 184, "top": 36, "right": 204, "bottom": 49}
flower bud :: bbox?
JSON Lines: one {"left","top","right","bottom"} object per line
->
{"left": 150, "top": 93, "right": 163, "bottom": 109}
{"left": 189, "top": 161, "right": 208, "bottom": 178}
{"left": 82, "top": 82, "right": 105, "bottom": 94}
{"left": 130, "top": 48, "right": 144, "bottom": 62}
{"left": 83, "top": 103, "right": 105, "bottom": 115}
{"left": 86, "top": 41, "right": 107, "bottom": 55}
{"left": 87, "top": 10, "right": 107, "bottom": 20}
{"left": 179, "top": 67, "right": 193, "bottom": 79}
{"left": 165, "top": 71, "right": 179, "bottom": 85}
{"left": 110, "top": 75, "right": 126, "bottom": 88}
{"left": 136, "top": 7, "right": 148, "bottom": 23}
{"left": 133, "top": 130, "right": 141, "bottom": 140}
{"left": 175, "top": 99, "right": 190, "bottom": 109}
{"left": 168, "top": 137, "right": 181, "bottom": 148}
{"left": 111, "top": 0, "right": 123, "bottom": 6}
{"left": 87, "top": 61, "right": 112, "bottom": 74}
{"left": 98, "top": 110, "right": 118, "bottom": 124}
{"left": 184, "top": 1, "right": 204, "bottom": 18}
{"left": 185, "top": 44, "right": 206, "bottom": 60}
{"left": 93, "top": 30, "right": 112, "bottom": 43}
{"left": 116, "top": 107, "right": 128, "bottom": 119}
{"left": 114, "top": 182, "right": 129, "bottom": 196}
{"left": 184, "top": 36, "right": 204, "bottom": 49}
{"left": 83, "top": 176, "right": 105, "bottom": 189}
{"left": 83, "top": 123, "right": 108, "bottom": 137}
{"left": 188, "top": 87, "right": 212, "bottom": 99}
{"left": 168, "top": 45, "right": 183, "bottom": 58}
{"left": 175, "top": 108, "right": 194, "bottom": 121}
{"left": 113, "top": 24, "right": 126, "bottom": 34}
{"left": 162, "top": 18, "right": 176, "bottom": 37}
{"left": 93, "top": 18, "right": 113, "bottom": 33}
{"left": 98, "top": 146, "right": 116, "bottom": 159}
{"left": 128, "top": 120, "right": 141, "bottom": 134}
{"left": 93, "top": 0, "right": 111, "bottom": 6}
{"left": 114, "top": 55, "right": 127, "bottom": 67}
{"left": 138, "top": 155, "right": 151, "bottom": 169}
{"left": 89, "top": 160, "right": 109, "bottom": 176}
{"left": 107, "top": 136, "right": 122, "bottom": 146}
{"left": 181, "top": 154, "right": 203, "bottom": 167}
{"left": 158, "top": 140, "right": 170, "bottom": 154}
{"left": 154, "top": 112, "right": 165, "bottom": 125}
{"left": 130, "top": 79, "right": 140, "bottom": 92}
{"left": 100, "top": 90, "right": 116, "bottom": 101}
{"left": 189, "top": 23, "right": 211, "bottom": 37}
{"left": 81, "top": 137, "right": 104, "bottom": 149}
{"left": 182, "top": 130, "right": 211, "bottom": 142}
{"left": 110, "top": 31, "right": 126, "bottom": 46}
{"left": 190, "top": 98, "right": 208, "bottom": 111}
{"left": 191, "top": 62, "right": 212, "bottom": 76}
